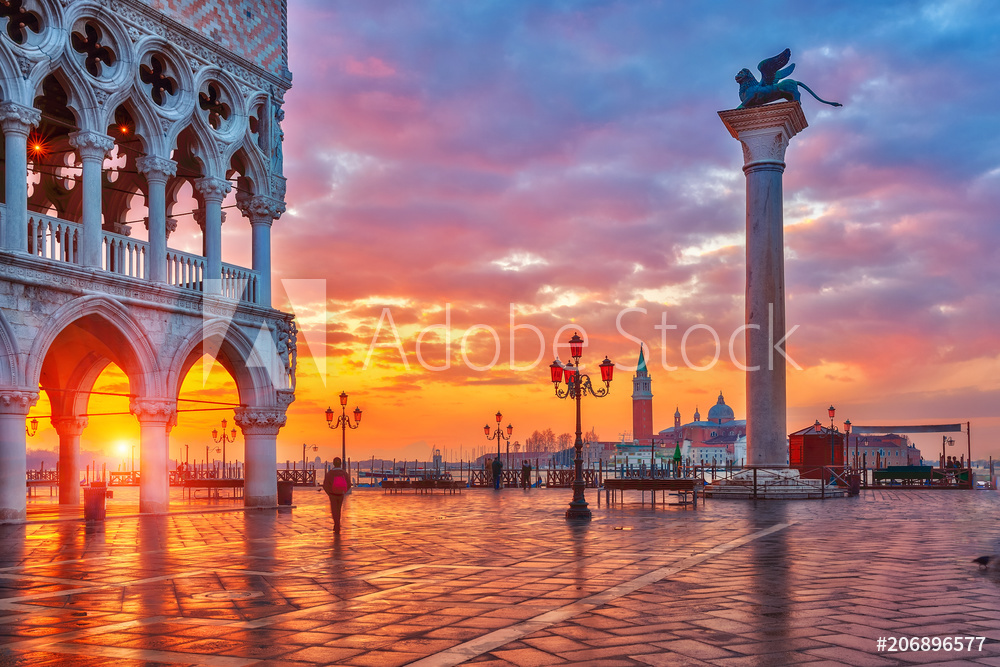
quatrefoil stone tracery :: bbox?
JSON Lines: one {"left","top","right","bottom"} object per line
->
{"left": 139, "top": 54, "right": 177, "bottom": 106}
{"left": 71, "top": 22, "right": 116, "bottom": 78}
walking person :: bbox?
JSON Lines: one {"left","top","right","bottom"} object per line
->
{"left": 491, "top": 456, "right": 503, "bottom": 490}
{"left": 322, "top": 457, "right": 352, "bottom": 533}
{"left": 521, "top": 460, "right": 531, "bottom": 489}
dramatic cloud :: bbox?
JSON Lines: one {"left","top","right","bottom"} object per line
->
{"left": 255, "top": 0, "right": 1000, "bottom": 459}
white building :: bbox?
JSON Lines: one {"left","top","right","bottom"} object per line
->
{"left": 0, "top": 0, "right": 295, "bottom": 519}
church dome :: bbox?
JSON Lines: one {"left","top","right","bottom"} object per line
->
{"left": 707, "top": 392, "right": 735, "bottom": 423}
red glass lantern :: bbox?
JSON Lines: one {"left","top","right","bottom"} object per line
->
{"left": 563, "top": 362, "right": 578, "bottom": 384}
{"left": 212, "top": 428, "right": 218, "bottom": 439}
{"left": 495, "top": 411, "right": 503, "bottom": 424}
{"left": 506, "top": 424, "right": 513, "bottom": 437}
{"left": 843, "top": 419, "right": 851, "bottom": 435}
{"left": 221, "top": 418, "right": 227, "bottom": 431}
{"left": 813, "top": 419, "right": 822, "bottom": 433}
{"left": 325, "top": 407, "right": 334, "bottom": 423}
{"left": 549, "top": 359, "right": 563, "bottom": 384}
{"left": 230, "top": 428, "right": 237, "bottom": 440}
{"left": 340, "top": 391, "right": 349, "bottom": 407}
{"left": 483, "top": 424, "right": 491, "bottom": 436}
{"left": 353, "top": 407, "right": 363, "bottom": 423}
{"left": 569, "top": 332, "right": 583, "bottom": 359}
{"left": 827, "top": 405, "right": 835, "bottom": 419}
{"left": 599, "top": 356, "right": 614, "bottom": 384}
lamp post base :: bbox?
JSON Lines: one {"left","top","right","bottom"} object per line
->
{"left": 565, "top": 500, "right": 591, "bottom": 520}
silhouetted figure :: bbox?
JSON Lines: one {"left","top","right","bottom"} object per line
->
{"left": 521, "top": 461, "right": 531, "bottom": 489}
{"left": 322, "top": 457, "right": 352, "bottom": 533}
{"left": 491, "top": 456, "right": 503, "bottom": 490}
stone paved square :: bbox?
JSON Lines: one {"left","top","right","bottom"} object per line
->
{"left": 1, "top": 488, "right": 999, "bottom": 665}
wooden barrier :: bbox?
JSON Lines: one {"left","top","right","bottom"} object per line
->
{"left": 604, "top": 478, "right": 699, "bottom": 507}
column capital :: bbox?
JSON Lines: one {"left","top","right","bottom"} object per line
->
{"left": 237, "top": 195, "right": 285, "bottom": 225}
{"left": 194, "top": 177, "right": 232, "bottom": 203}
{"left": 129, "top": 398, "right": 177, "bottom": 425}
{"left": 136, "top": 155, "right": 178, "bottom": 184}
{"left": 718, "top": 101, "right": 807, "bottom": 169}
{"left": 0, "top": 102, "right": 40, "bottom": 136}
{"left": 234, "top": 406, "right": 287, "bottom": 436}
{"left": 68, "top": 131, "right": 114, "bottom": 161}
{"left": 51, "top": 416, "right": 89, "bottom": 437}
{"left": 0, "top": 389, "right": 38, "bottom": 416}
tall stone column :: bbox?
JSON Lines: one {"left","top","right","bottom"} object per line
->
{"left": 68, "top": 132, "right": 115, "bottom": 268}
{"left": 135, "top": 156, "right": 177, "bottom": 282}
{"left": 234, "top": 405, "right": 286, "bottom": 507}
{"left": 53, "top": 416, "right": 88, "bottom": 505}
{"left": 719, "top": 101, "right": 807, "bottom": 468}
{"left": 195, "top": 177, "right": 231, "bottom": 294}
{"left": 0, "top": 102, "right": 41, "bottom": 253}
{"left": 130, "top": 398, "right": 175, "bottom": 513}
{"left": 237, "top": 195, "right": 285, "bottom": 307}
{"left": 0, "top": 390, "right": 38, "bottom": 521}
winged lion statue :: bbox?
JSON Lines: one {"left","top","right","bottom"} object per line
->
{"left": 736, "top": 49, "right": 842, "bottom": 109}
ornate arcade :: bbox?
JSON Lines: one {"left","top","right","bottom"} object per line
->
{"left": 0, "top": 0, "right": 295, "bottom": 519}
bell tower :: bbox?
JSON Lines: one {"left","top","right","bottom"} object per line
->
{"left": 631, "top": 346, "right": 653, "bottom": 446}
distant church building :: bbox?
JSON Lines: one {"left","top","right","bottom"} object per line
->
{"left": 658, "top": 393, "right": 747, "bottom": 466}
{"left": 631, "top": 346, "right": 653, "bottom": 446}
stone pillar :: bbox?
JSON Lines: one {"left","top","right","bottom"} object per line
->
{"left": 194, "top": 177, "right": 231, "bottom": 293}
{"left": 130, "top": 398, "right": 175, "bottom": 514}
{"left": 237, "top": 195, "right": 285, "bottom": 307}
{"left": 719, "top": 101, "right": 807, "bottom": 468}
{"left": 0, "top": 390, "right": 38, "bottom": 521}
{"left": 0, "top": 102, "right": 41, "bottom": 253}
{"left": 234, "top": 405, "right": 287, "bottom": 507}
{"left": 52, "top": 416, "right": 88, "bottom": 505}
{"left": 68, "top": 132, "right": 115, "bottom": 268}
{"left": 135, "top": 156, "right": 177, "bottom": 283}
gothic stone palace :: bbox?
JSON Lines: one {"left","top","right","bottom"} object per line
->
{"left": 0, "top": 0, "right": 295, "bottom": 519}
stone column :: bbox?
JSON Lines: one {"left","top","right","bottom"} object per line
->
{"left": 237, "top": 195, "right": 285, "bottom": 307}
{"left": 719, "top": 101, "right": 807, "bottom": 468}
{"left": 194, "top": 177, "right": 231, "bottom": 293}
{"left": 0, "top": 102, "right": 41, "bottom": 253}
{"left": 135, "top": 156, "right": 177, "bottom": 283}
{"left": 52, "top": 416, "right": 88, "bottom": 505}
{"left": 0, "top": 389, "right": 38, "bottom": 521}
{"left": 234, "top": 405, "right": 287, "bottom": 507}
{"left": 68, "top": 132, "right": 115, "bottom": 268}
{"left": 130, "top": 398, "right": 175, "bottom": 514}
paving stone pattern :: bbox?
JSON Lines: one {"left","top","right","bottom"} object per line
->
{"left": 1, "top": 488, "right": 999, "bottom": 665}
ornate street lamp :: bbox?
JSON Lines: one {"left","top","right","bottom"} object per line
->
{"left": 212, "top": 418, "right": 238, "bottom": 479}
{"left": 325, "top": 391, "right": 362, "bottom": 470}
{"left": 484, "top": 410, "right": 513, "bottom": 459}
{"left": 549, "top": 332, "right": 614, "bottom": 520}
{"left": 25, "top": 417, "right": 38, "bottom": 437}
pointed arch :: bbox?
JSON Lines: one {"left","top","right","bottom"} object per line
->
{"left": 25, "top": 295, "right": 161, "bottom": 398}
{"left": 166, "top": 318, "right": 281, "bottom": 409}
{"left": 0, "top": 308, "right": 20, "bottom": 386}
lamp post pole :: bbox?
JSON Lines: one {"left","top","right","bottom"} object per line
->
{"left": 325, "top": 391, "right": 363, "bottom": 470}
{"left": 549, "top": 332, "right": 615, "bottom": 521}
{"left": 484, "top": 412, "right": 513, "bottom": 487}
{"left": 212, "top": 419, "right": 238, "bottom": 479}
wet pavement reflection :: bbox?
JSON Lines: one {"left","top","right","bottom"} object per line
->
{"left": 0, "top": 488, "right": 997, "bottom": 665}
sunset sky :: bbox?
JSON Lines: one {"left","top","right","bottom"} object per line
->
{"left": 29, "top": 1, "right": 1000, "bottom": 467}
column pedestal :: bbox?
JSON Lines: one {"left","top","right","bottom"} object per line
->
{"left": 0, "top": 390, "right": 38, "bottom": 521}
{"left": 53, "top": 417, "right": 88, "bottom": 505}
{"left": 130, "top": 399, "right": 175, "bottom": 514}
{"left": 234, "top": 406, "right": 287, "bottom": 507}
{"left": 718, "top": 101, "right": 807, "bottom": 469}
